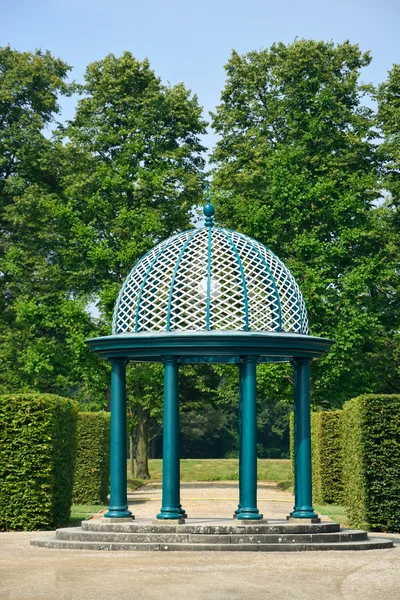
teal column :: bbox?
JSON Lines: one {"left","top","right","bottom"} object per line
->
{"left": 236, "top": 357, "right": 263, "bottom": 520}
{"left": 292, "top": 379, "right": 299, "bottom": 512}
{"left": 105, "top": 358, "right": 132, "bottom": 519}
{"left": 290, "top": 357, "right": 318, "bottom": 519}
{"left": 235, "top": 362, "right": 244, "bottom": 517}
{"left": 177, "top": 400, "right": 187, "bottom": 518}
{"left": 157, "top": 357, "right": 182, "bottom": 520}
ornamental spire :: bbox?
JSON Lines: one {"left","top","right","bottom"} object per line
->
{"left": 203, "top": 180, "right": 215, "bottom": 227}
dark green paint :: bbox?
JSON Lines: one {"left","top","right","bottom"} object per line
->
{"left": 86, "top": 331, "right": 334, "bottom": 363}
{"left": 105, "top": 359, "right": 132, "bottom": 519}
{"left": 87, "top": 331, "right": 332, "bottom": 522}
{"left": 235, "top": 362, "right": 244, "bottom": 516}
{"left": 157, "top": 357, "right": 182, "bottom": 520}
{"left": 236, "top": 357, "right": 263, "bottom": 520}
{"left": 291, "top": 358, "right": 318, "bottom": 519}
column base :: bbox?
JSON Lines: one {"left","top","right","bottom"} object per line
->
{"left": 157, "top": 508, "right": 184, "bottom": 520}
{"left": 178, "top": 504, "right": 188, "bottom": 518}
{"left": 236, "top": 509, "right": 263, "bottom": 521}
{"left": 104, "top": 507, "right": 133, "bottom": 519}
{"left": 287, "top": 516, "right": 321, "bottom": 524}
{"left": 153, "top": 518, "right": 185, "bottom": 524}
{"left": 290, "top": 507, "right": 319, "bottom": 520}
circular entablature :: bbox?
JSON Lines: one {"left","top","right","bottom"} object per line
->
{"left": 86, "top": 330, "right": 334, "bottom": 363}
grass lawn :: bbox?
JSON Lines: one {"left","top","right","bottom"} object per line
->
{"left": 69, "top": 504, "right": 105, "bottom": 524}
{"left": 128, "top": 458, "right": 293, "bottom": 489}
{"left": 314, "top": 504, "right": 349, "bottom": 526}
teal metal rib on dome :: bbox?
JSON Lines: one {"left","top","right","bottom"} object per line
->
{"left": 112, "top": 205, "right": 309, "bottom": 335}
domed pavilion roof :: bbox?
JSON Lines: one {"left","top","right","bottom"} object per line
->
{"left": 112, "top": 203, "right": 309, "bottom": 336}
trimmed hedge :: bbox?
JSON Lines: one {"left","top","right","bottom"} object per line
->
{"left": 0, "top": 393, "right": 77, "bottom": 531}
{"left": 311, "top": 411, "right": 343, "bottom": 505}
{"left": 289, "top": 411, "right": 294, "bottom": 477}
{"left": 72, "top": 412, "right": 110, "bottom": 504}
{"left": 342, "top": 394, "right": 400, "bottom": 533}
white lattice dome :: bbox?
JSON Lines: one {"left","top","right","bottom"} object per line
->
{"left": 112, "top": 205, "right": 309, "bottom": 335}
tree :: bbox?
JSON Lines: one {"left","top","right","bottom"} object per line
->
{"left": 62, "top": 52, "right": 207, "bottom": 472}
{"left": 62, "top": 51, "right": 207, "bottom": 314}
{"left": 211, "top": 39, "right": 400, "bottom": 410}
{"left": 378, "top": 64, "right": 400, "bottom": 215}
{"left": 1, "top": 46, "right": 71, "bottom": 326}
{"left": 0, "top": 46, "right": 106, "bottom": 398}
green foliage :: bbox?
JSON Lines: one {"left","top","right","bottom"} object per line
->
{"left": 213, "top": 362, "right": 293, "bottom": 459}
{"left": 0, "top": 48, "right": 207, "bottom": 409}
{"left": 72, "top": 412, "right": 110, "bottom": 504}
{"left": 311, "top": 411, "right": 343, "bottom": 504}
{"left": 0, "top": 393, "right": 77, "bottom": 530}
{"left": 378, "top": 64, "right": 400, "bottom": 214}
{"left": 211, "top": 39, "right": 400, "bottom": 407}
{"left": 62, "top": 51, "right": 207, "bottom": 318}
{"left": 342, "top": 394, "right": 400, "bottom": 532}
{"left": 0, "top": 46, "right": 109, "bottom": 402}
{"left": 180, "top": 406, "right": 238, "bottom": 458}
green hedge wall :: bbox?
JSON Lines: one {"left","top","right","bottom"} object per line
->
{"left": 342, "top": 394, "right": 400, "bottom": 533}
{"left": 311, "top": 412, "right": 322, "bottom": 503}
{"left": 290, "top": 410, "right": 343, "bottom": 505}
{"left": 72, "top": 412, "right": 110, "bottom": 504}
{"left": 311, "top": 411, "right": 343, "bottom": 505}
{"left": 0, "top": 393, "right": 77, "bottom": 531}
{"left": 289, "top": 411, "right": 294, "bottom": 478}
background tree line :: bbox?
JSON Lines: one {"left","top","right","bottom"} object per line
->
{"left": 1, "top": 40, "right": 399, "bottom": 476}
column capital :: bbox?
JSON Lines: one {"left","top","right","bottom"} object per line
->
{"left": 291, "top": 356, "right": 312, "bottom": 367}
{"left": 239, "top": 355, "right": 258, "bottom": 364}
{"left": 109, "top": 356, "right": 128, "bottom": 366}
{"left": 163, "top": 355, "right": 179, "bottom": 365}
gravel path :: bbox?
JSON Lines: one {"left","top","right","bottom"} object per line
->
{"left": 0, "top": 482, "right": 399, "bottom": 600}
{"left": 127, "top": 480, "right": 293, "bottom": 519}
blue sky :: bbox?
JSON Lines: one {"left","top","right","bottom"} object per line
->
{"left": 2, "top": 0, "right": 399, "bottom": 152}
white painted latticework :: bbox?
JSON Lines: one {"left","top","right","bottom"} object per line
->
{"left": 112, "top": 226, "right": 309, "bottom": 334}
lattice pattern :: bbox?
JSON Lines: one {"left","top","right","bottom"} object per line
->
{"left": 112, "top": 226, "right": 309, "bottom": 334}
{"left": 240, "top": 234, "right": 308, "bottom": 334}
{"left": 112, "top": 231, "right": 191, "bottom": 333}
{"left": 168, "top": 228, "right": 208, "bottom": 330}
{"left": 224, "top": 230, "right": 281, "bottom": 331}
{"left": 210, "top": 228, "right": 246, "bottom": 330}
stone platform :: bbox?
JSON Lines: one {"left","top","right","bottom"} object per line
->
{"left": 31, "top": 518, "right": 393, "bottom": 552}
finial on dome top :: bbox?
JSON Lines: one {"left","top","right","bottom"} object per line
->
{"left": 203, "top": 180, "right": 215, "bottom": 227}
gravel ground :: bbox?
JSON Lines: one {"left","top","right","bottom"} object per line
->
{"left": 127, "top": 480, "right": 293, "bottom": 519}
{"left": 1, "top": 482, "right": 399, "bottom": 600}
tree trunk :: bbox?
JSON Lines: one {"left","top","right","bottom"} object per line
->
{"left": 151, "top": 436, "right": 156, "bottom": 459}
{"left": 106, "top": 383, "right": 111, "bottom": 412}
{"left": 136, "top": 406, "right": 150, "bottom": 479}
{"left": 129, "top": 433, "right": 135, "bottom": 479}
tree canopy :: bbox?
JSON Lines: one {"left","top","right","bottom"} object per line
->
{"left": 61, "top": 51, "right": 207, "bottom": 316}
{"left": 0, "top": 47, "right": 102, "bottom": 396}
{"left": 211, "top": 39, "right": 400, "bottom": 407}
{"left": 0, "top": 41, "right": 399, "bottom": 460}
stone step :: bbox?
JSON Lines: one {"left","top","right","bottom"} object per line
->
{"left": 81, "top": 519, "right": 341, "bottom": 535}
{"left": 31, "top": 536, "right": 393, "bottom": 552}
{"left": 55, "top": 527, "right": 368, "bottom": 544}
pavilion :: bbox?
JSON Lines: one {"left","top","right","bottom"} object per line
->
{"left": 86, "top": 198, "right": 334, "bottom": 522}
